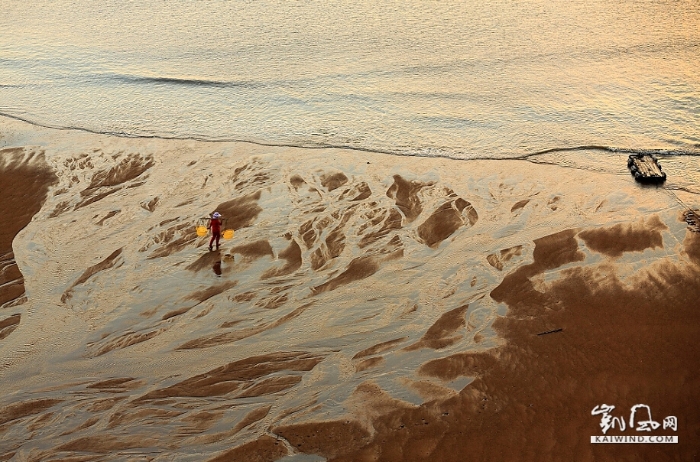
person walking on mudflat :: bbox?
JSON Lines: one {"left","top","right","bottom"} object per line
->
{"left": 208, "top": 212, "right": 222, "bottom": 251}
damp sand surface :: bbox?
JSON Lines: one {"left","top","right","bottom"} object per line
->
{"left": 1, "top": 118, "right": 699, "bottom": 460}
{"left": 0, "top": 147, "right": 57, "bottom": 333}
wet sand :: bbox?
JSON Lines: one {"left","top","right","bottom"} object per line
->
{"left": 0, "top": 147, "right": 57, "bottom": 331}
{"left": 1, "top": 117, "right": 699, "bottom": 460}
{"left": 320, "top": 226, "right": 700, "bottom": 462}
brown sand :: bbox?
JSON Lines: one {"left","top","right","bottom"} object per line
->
{"left": 0, "top": 313, "right": 21, "bottom": 341}
{"left": 262, "top": 236, "right": 302, "bottom": 279}
{"left": 61, "top": 248, "right": 123, "bottom": 302}
{"left": 0, "top": 399, "right": 63, "bottom": 427}
{"left": 417, "top": 198, "right": 476, "bottom": 248}
{"left": 215, "top": 190, "right": 264, "bottom": 230}
{"left": 354, "top": 338, "right": 408, "bottom": 360}
{"left": 405, "top": 304, "right": 470, "bottom": 351}
{"left": 320, "top": 171, "right": 350, "bottom": 192}
{"left": 207, "top": 435, "right": 289, "bottom": 462}
{"left": 578, "top": 215, "right": 667, "bottom": 258}
{"left": 2, "top": 121, "right": 699, "bottom": 461}
{"left": 137, "top": 351, "right": 323, "bottom": 401}
{"left": 92, "top": 329, "right": 163, "bottom": 357}
{"left": 486, "top": 245, "right": 523, "bottom": 271}
{"left": 176, "top": 302, "right": 314, "bottom": 350}
{"left": 276, "top": 224, "right": 700, "bottom": 461}
{"left": 0, "top": 148, "right": 56, "bottom": 329}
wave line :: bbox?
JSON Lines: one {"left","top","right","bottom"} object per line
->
{"left": 2, "top": 112, "right": 699, "bottom": 165}
{"left": 107, "top": 73, "right": 256, "bottom": 89}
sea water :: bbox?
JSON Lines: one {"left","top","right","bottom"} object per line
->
{"left": 1, "top": 0, "right": 698, "bottom": 160}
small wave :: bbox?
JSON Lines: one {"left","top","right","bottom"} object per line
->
{"left": 0, "top": 111, "right": 402, "bottom": 156}
{"left": 2, "top": 111, "right": 700, "bottom": 166}
{"left": 108, "top": 73, "right": 257, "bottom": 89}
{"left": 528, "top": 145, "right": 700, "bottom": 158}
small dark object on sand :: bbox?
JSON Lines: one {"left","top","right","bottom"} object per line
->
{"left": 627, "top": 154, "right": 666, "bottom": 183}
{"left": 537, "top": 328, "right": 563, "bottom": 336}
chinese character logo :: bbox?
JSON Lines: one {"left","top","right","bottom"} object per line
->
{"left": 592, "top": 404, "right": 676, "bottom": 435}
{"left": 592, "top": 404, "right": 625, "bottom": 434}
{"left": 663, "top": 416, "right": 677, "bottom": 431}
{"left": 629, "top": 404, "right": 660, "bottom": 431}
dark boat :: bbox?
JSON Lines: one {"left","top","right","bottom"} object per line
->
{"left": 627, "top": 154, "right": 666, "bottom": 183}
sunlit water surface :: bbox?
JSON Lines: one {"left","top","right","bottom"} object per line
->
{"left": 1, "top": 0, "right": 699, "bottom": 159}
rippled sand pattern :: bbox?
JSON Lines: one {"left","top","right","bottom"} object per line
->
{"left": 1, "top": 119, "right": 699, "bottom": 460}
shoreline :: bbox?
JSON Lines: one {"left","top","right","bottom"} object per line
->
{"left": 3, "top": 112, "right": 700, "bottom": 167}
{"left": 1, "top": 118, "right": 699, "bottom": 460}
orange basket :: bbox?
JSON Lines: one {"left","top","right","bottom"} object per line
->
{"left": 196, "top": 217, "right": 210, "bottom": 237}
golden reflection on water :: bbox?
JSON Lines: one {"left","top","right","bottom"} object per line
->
{"left": 1, "top": 0, "right": 698, "bottom": 156}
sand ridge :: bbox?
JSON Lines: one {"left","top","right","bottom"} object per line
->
{"left": 0, "top": 147, "right": 57, "bottom": 308}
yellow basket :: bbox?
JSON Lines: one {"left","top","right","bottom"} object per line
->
{"left": 223, "top": 229, "right": 234, "bottom": 240}
{"left": 196, "top": 225, "right": 208, "bottom": 237}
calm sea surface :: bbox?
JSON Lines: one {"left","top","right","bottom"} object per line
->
{"left": 1, "top": 0, "right": 698, "bottom": 159}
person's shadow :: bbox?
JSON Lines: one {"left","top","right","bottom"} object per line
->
{"left": 185, "top": 250, "right": 227, "bottom": 276}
